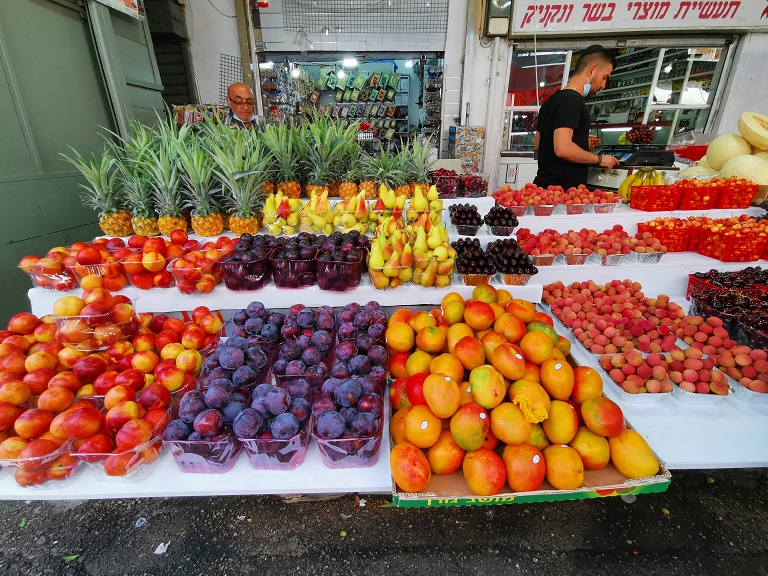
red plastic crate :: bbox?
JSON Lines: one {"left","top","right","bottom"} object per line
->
{"left": 697, "top": 231, "right": 768, "bottom": 262}
{"left": 677, "top": 185, "right": 720, "bottom": 210}
{"left": 714, "top": 184, "right": 758, "bottom": 209}
{"left": 637, "top": 223, "right": 691, "bottom": 252}
{"left": 630, "top": 185, "right": 683, "bottom": 212}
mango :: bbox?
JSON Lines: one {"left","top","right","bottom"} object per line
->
{"left": 543, "top": 444, "right": 584, "bottom": 490}
{"left": 491, "top": 343, "right": 526, "bottom": 381}
{"left": 569, "top": 426, "right": 610, "bottom": 470}
{"left": 490, "top": 402, "right": 531, "bottom": 446}
{"left": 427, "top": 429, "right": 465, "bottom": 475}
{"left": 422, "top": 373, "right": 461, "bottom": 419}
{"left": 526, "top": 422, "right": 551, "bottom": 450}
{"left": 502, "top": 443, "right": 545, "bottom": 492}
{"left": 542, "top": 400, "right": 579, "bottom": 444}
{"left": 581, "top": 396, "right": 625, "bottom": 437}
{"left": 508, "top": 379, "right": 550, "bottom": 424}
{"left": 608, "top": 428, "right": 660, "bottom": 479}
{"left": 469, "top": 365, "right": 506, "bottom": 409}
{"left": 540, "top": 358, "right": 575, "bottom": 400}
{"left": 391, "top": 442, "right": 432, "bottom": 492}
{"left": 462, "top": 447, "right": 507, "bottom": 496}
{"left": 449, "top": 402, "right": 489, "bottom": 452}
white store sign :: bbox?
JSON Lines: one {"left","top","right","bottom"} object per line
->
{"left": 512, "top": 1, "right": 768, "bottom": 35}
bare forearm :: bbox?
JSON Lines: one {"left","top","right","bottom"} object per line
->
{"left": 555, "top": 140, "right": 599, "bottom": 164}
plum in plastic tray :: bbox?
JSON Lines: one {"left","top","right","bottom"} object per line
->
{"left": 314, "top": 429, "right": 382, "bottom": 469}
{"left": 487, "top": 225, "right": 515, "bottom": 236}
{"left": 452, "top": 223, "right": 481, "bottom": 236}
{"left": 220, "top": 249, "right": 272, "bottom": 291}
{"left": 271, "top": 250, "right": 317, "bottom": 289}
{"left": 166, "top": 434, "right": 242, "bottom": 474}
{"left": 316, "top": 254, "right": 362, "bottom": 292}
{"left": 240, "top": 422, "right": 310, "bottom": 470}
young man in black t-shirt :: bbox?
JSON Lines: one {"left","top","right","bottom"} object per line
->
{"left": 534, "top": 45, "right": 620, "bottom": 189}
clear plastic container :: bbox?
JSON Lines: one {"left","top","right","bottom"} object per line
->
{"left": 240, "top": 422, "right": 310, "bottom": 470}
{"left": 671, "top": 383, "right": 731, "bottom": 404}
{"left": 0, "top": 439, "right": 80, "bottom": 488}
{"left": 314, "top": 430, "right": 382, "bottom": 469}
{"left": 533, "top": 204, "right": 556, "bottom": 216}
{"left": 367, "top": 265, "right": 410, "bottom": 290}
{"left": 316, "top": 254, "right": 362, "bottom": 292}
{"left": 505, "top": 205, "right": 528, "bottom": 217}
{"left": 500, "top": 273, "right": 533, "bottom": 286}
{"left": 271, "top": 249, "right": 317, "bottom": 289}
{"left": 167, "top": 255, "right": 227, "bottom": 295}
{"left": 591, "top": 202, "right": 618, "bottom": 214}
{"left": 459, "top": 273, "right": 494, "bottom": 286}
{"left": 487, "top": 225, "right": 515, "bottom": 236}
{"left": 51, "top": 304, "right": 141, "bottom": 354}
{"left": 121, "top": 254, "right": 174, "bottom": 291}
{"left": 80, "top": 435, "right": 165, "bottom": 482}
{"left": 564, "top": 254, "right": 589, "bottom": 265}
{"left": 166, "top": 434, "right": 242, "bottom": 474}
{"left": 605, "top": 379, "right": 672, "bottom": 404}
{"left": 630, "top": 251, "right": 665, "bottom": 264}
{"left": 589, "top": 253, "right": 628, "bottom": 266}
{"left": 65, "top": 260, "right": 127, "bottom": 289}
{"left": 531, "top": 254, "right": 557, "bottom": 267}
{"left": 565, "top": 203, "right": 587, "bottom": 215}
{"left": 413, "top": 256, "right": 455, "bottom": 288}
{"left": 731, "top": 381, "right": 768, "bottom": 404}
{"left": 451, "top": 223, "right": 481, "bottom": 236}
{"left": 220, "top": 249, "right": 273, "bottom": 291}
{"left": 21, "top": 261, "right": 78, "bottom": 292}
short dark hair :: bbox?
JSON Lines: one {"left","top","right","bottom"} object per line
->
{"left": 574, "top": 45, "right": 616, "bottom": 74}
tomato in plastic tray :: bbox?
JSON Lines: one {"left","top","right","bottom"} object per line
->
{"left": 714, "top": 183, "right": 758, "bottom": 209}
{"left": 677, "top": 185, "right": 719, "bottom": 211}
{"left": 629, "top": 185, "right": 683, "bottom": 212}
{"left": 697, "top": 232, "right": 768, "bottom": 262}
{"left": 636, "top": 223, "right": 692, "bottom": 252}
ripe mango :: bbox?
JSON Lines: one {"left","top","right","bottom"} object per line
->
{"left": 608, "top": 428, "right": 659, "bottom": 479}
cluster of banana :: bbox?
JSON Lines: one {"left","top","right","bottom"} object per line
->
{"left": 617, "top": 168, "right": 664, "bottom": 201}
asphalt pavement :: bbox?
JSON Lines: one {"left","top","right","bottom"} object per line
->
{"left": 0, "top": 468, "right": 766, "bottom": 576}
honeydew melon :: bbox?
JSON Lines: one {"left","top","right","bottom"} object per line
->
{"left": 738, "top": 112, "right": 768, "bottom": 151}
{"left": 706, "top": 134, "right": 752, "bottom": 170}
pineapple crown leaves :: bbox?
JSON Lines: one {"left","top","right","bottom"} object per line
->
{"left": 409, "top": 136, "right": 434, "bottom": 183}
{"left": 372, "top": 146, "right": 406, "bottom": 188}
{"left": 60, "top": 146, "right": 123, "bottom": 216}
{"left": 305, "top": 117, "right": 354, "bottom": 185}
{"left": 205, "top": 131, "right": 268, "bottom": 218}
{"left": 138, "top": 142, "right": 184, "bottom": 219}
{"left": 260, "top": 123, "right": 300, "bottom": 183}
{"left": 173, "top": 136, "right": 220, "bottom": 216}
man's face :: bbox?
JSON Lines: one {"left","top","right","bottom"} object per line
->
{"left": 228, "top": 86, "right": 255, "bottom": 121}
{"left": 589, "top": 63, "right": 614, "bottom": 94}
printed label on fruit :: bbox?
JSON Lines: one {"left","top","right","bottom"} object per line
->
{"left": 533, "top": 455, "right": 540, "bottom": 464}
{"left": 516, "top": 354, "right": 523, "bottom": 360}
{"left": 479, "top": 413, "right": 486, "bottom": 420}
{"left": 444, "top": 376, "right": 452, "bottom": 382}
{"left": 555, "top": 363, "right": 562, "bottom": 370}
{"left": 420, "top": 420, "right": 428, "bottom": 430}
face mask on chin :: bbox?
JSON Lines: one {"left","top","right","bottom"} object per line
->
{"left": 582, "top": 74, "right": 593, "bottom": 97}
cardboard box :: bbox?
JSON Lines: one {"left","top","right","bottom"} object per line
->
{"left": 392, "top": 439, "right": 671, "bottom": 508}
{"left": 390, "top": 351, "right": 671, "bottom": 507}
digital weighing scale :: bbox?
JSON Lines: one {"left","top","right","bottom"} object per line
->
{"left": 587, "top": 145, "right": 678, "bottom": 190}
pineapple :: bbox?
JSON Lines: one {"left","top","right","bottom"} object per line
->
{"left": 371, "top": 147, "right": 408, "bottom": 198}
{"left": 175, "top": 135, "right": 223, "bottom": 237}
{"left": 409, "top": 137, "right": 433, "bottom": 197}
{"left": 305, "top": 114, "right": 359, "bottom": 197}
{"left": 357, "top": 152, "right": 377, "bottom": 200}
{"left": 111, "top": 121, "right": 159, "bottom": 236}
{"left": 61, "top": 147, "right": 133, "bottom": 237}
{"left": 394, "top": 143, "right": 414, "bottom": 198}
{"left": 338, "top": 140, "right": 362, "bottom": 201}
{"left": 207, "top": 129, "right": 268, "bottom": 236}
{"left": 142, "top": 143, "right": 187, "bottom": 236}
{"left": 262, "top": 123, "right": 303, "bottom": 199}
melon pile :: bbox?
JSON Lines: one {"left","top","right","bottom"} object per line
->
{"left": 679, "top": 112, "right": 768, "bottom": 184}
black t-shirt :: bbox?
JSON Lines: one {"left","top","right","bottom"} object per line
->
{"left": 534, "top": 89, "right": 591, "bottom": 189}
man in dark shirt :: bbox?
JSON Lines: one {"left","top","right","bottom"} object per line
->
{"left": 224, "top": 82, "right": 260, "bottom": 129}
{"left": 534, "top": 45, "right": 620, "bottom": 189}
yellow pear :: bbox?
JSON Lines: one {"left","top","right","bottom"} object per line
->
{"left": 427, "top": 185, "right": 439, "bottom": 202}
{"left": 427, "top": 225, "right": 442, "bottom": 250}
{"left": 414, "top": 228, "right": 429, "bottom": 253}
{"left": 383, "top": 251, "right": 401, "bottom": 278}
{"left": 369, "top": 240, "right": 385, "bottom": 269}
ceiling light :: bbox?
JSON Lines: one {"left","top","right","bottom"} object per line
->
{"left": 337, "top": 69, "right": 346, "bottom": 79}
{"left": 405, "top": 60, "right": 413, "bottom": 68}
{"left": 343, "top": 58, "right": 358, "bottom": 67}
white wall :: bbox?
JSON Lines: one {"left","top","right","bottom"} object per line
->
{"left": 712, "top": 33, "right": 768, "bottom": 135}
{"left": 439, "top": 0, "right": 468, "bottom": 156}
{"left": 258, "top": 0, "right": 446, "bottom": 52}
{"left": 183, "top": 0, "right": 241, "bottom": 104}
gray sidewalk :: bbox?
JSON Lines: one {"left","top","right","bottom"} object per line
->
{"left": 1, "top": 469, "right": 766, "bottom": 576}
